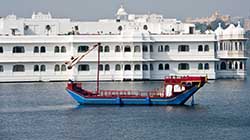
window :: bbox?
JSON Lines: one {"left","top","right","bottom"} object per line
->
{"left": 150, "top": 64, "right": 154, "bottom": 71}
{"left": 61, "top": 46, "right": 66, "bottom": 53}
{"left": 105, "top": 64, "right": 110, "bottom": 71}
{"left": 124, "top": 64, "right": 131, "bottom": 71}
{"left": 198, "top": 45, "right": 203, "bottom": 52}
{"left": 78, "top": 45, "right": 89, "bottom": 52}
{"left": 142, "top": 45, "right": 148, "bottom": 52}
{"left": 235, "top": 62, "right": 238, "bottom": 69}
{"left": 229, "top": 61, "right": 232, "bottom": 69}
{"left": 13, "top": 65, "right": 25, "bottom": 72}
{"left": 158, "top": 64, "right": 163, "bottom": 70}
{"left": 150, "top": 45, "right": 153, "bottom": 52}
{"left": 0, "top": 65, "right": 3, "bottom": 72}
{"left": 13, "top": 46, "right": 25, "bottom": 53}
{"left": 40, "top": 46, "right": 46, "bottom": 53}
{"left": 158, "top": 45, "right": 164, "bottom": 52}
{"left": 198, "top": 63, "right": 203, "bottom": 70}
{"left": 143, "top": 25, "right": 148, "bottom": 30}
{"left": 204, "top": 63, "right": 209, "bottom": 70}
{"left": 124, "top": 45, "right": 131, "bottom": 52}
{"left": 34, "top": 46, "right": 39, "bottom": 53}
{"left": 34, "top": 65, "right": 39, "bottom": 72}
{"left": 61, "top": 64, "right": 66, "bottom": 71}
{"left": 239, "top": 42, "right": 243, "bottom": 51}
{"left": 0, "top": 46, "right": 3, "bottom": 53}
{"left": 220, "top": 62, "right": 226, "bottom": 70}
{"left": 164, "top": 45, "right": 169, "bottom": 52}
{"left": 178, "top": 63, "right": 189, "bottom": 70}
{"left": 204, "top": 45, "right": 209, "bottom": 52}
{"left": 143, "top": 64, "right": 148, "bottom": 71}
{"left": 99, "top": 46, "right": 103, "bottom": 52}
{"left": 54, "top": 64, "right": 60, "bottom": 72}
{"left": 165, "top": 64, "right": 169, "bottom": 70}
{"left": 220, "top": 42, "right": 223, "bottom": 50}
{"left": 134, "top": 64, "right": 141, "bottom": 71}
{"left": 115, "top": 45, "right": 121, "bottom": 52}
{"left": 115, "top": 64, "right": 121, "bottom": 71}
{"left": 134, "top": 45, "right": 141, "bottom": 52}
{"left": 178, "top": 45, "right": 189, "bottom": 52}
{"left": 99, "top": 64, "right": 103, "bottom": 71}
{"left": 240, "top": 62, "right": 243, "bottom": 69}
{"left": 40, "top": 65, "right": 46, "bottom": 72}
{"left": 54, "top": 46, "right": 60, "bottom": 53}
{"left": 104, "top": 46, "right": 110, "bottom": 52}
{"left": 78, "top": 64, "right": 90, "bottom": 71}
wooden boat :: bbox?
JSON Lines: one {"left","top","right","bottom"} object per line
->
{"left": 65, "top": 43, "right": 207, "bottom": 105}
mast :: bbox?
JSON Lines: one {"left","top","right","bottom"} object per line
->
{"left": 96, "top": 43, "right": 101, "bottom": 94}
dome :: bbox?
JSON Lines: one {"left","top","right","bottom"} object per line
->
{"left": 234, "top": 21, "right": 244, "bottom": 35}
{"left": 116, "top": 5, "right": 128, "bottom": 16}
{"left": 214, "top": 23, "right": 224, "bottom": 36}
{"left": 223, "top": 23, "right": 236, "bottom": 35}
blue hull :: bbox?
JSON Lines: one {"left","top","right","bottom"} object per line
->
{"left": 66, "top": 86, "right": 200, "bottom": 105}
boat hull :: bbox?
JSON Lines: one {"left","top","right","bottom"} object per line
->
{"left": 66, "top": 86, "right": 200, "bottom": 105}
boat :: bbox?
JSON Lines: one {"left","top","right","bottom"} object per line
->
{"left": 65, "top": 43, "right": 207, "bottom": 105}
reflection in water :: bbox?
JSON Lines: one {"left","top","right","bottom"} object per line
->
{"left": 0, "top": 79, "right": 250, "bottom": 140}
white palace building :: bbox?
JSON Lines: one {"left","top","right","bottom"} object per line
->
{"left": 0, "top": 6, "right": 248, "bottom": 82}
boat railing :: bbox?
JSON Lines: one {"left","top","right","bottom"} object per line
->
{"left": 98, "top": 89, "right": 163, "bottom": 97}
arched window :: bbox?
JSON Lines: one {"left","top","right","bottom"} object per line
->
{"left": 178, "top": 45, "right": 189, "bottom": 52}
{"left": 13, "top": 65, "right": 25, "bottom": 72}
{"left": 99, "top": 64, "right": 103, "bottom": 71}
{"left": 99, "top": 46, "right": 103, "bottom": 52}
{"left": 165, "top": 64, "right": 170, "bottom": 70}
{"left": 150, "top": 45, "right": 154, "bottom": 52}
{"left": 0, "top": 65, "right": 3, "bottom": 72}
{"left": 124, "top": 64, "right": 131, "bottom": 71}
{"left": 240, "top": 62, "right": 243, "bottom": 69}
{"left": 54, "top": 64, "right": 60, "bottom": 72}
{"left": 198, "top": 63, "right": 203, "bottom": 70}
{"left": 40, "top": 65, "right": 46, "bottom": 72}
{"left": 220, "top": 62, "right": 226, "bottom": 70}
{"left": 204, "top": 63, "right": 209, "bottom": 70}
{"left": 13, "top": 46, "right": 25, "bottom": 53}
{"left": 54, "top": 46, "right": 60, "bottom": 53}
{"left": 150, "top": 64, "right": 154, "bottom": 71}
{"left": 143, "top": 25, "right": 148, "bottom": 30}
{"left": 78, "top": 45, "right": 89, "bottom": 52}
{"left": 61, "top": 64, "right": 66, "bottom": 71}
{"left": 158, "top": 64, "right": 163, "bottom": 70}
{"left": 124, "top": 45, "right": 131, "bottom": 52}
{"left": 40, "top": 46, "right": 46, "bottom": 53}
{"left": 204, "top": 45, "right": 209, "bottom": 52}
{"left": 142, "top": 45, "right": 148, "bottom": 52}
{"left": 164, "top": 45, "right": 169, "bottom": 52}
{"left": 229, "top": 61, "right": 232, "bottom": 69}
{"left": 0, "top": 46, "right": 3, "bottom": 53}
{"left": 61, "top": 46, "right": 66, "bottom": 53}
{"left": 34, "top": 65, "right": 39, "bottom": 72}
{"left": 143, "top": 64, "right": 148, "bottom": 71}
{"left": 158, "top": 45, "right": 164, "bottom": 52}
{"left": 134, "top": 64, "right": 141, "bottom": 71}
{"left": 178, "top": 63, "right": 189, "bottom": 70}
{"left": 115, "top": 64, "right": 121, "bottom": 71}
{"left": 115, "top": 45, "right": 121, "bottom": 52}
{"left": 235, "top": 62, "right": 238, "bottom": 69}
{"left": 105, "top": 64, "right": 110, "bottom": 71}
{"left": 104, "top": 45, "right": 110, "bottom": 52}
{"left": 34, "top": 46, "right": 39, "bottom": 53}
{"left": 198, "top": 45, "right": 203, "bottom": 52}
{"left": 78, "top": 64, "right": 90, "bottom": 71}
{"left": 239, "top": 42, "right": 243, "bottom": 51}
{"left": 134, "top": 45, "right": 141, "bottom": 52}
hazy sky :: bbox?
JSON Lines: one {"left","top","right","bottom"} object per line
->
{"left": 0, "top": 0, "right": 250, "bottom": 20}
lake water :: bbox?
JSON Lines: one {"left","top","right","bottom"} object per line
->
{"left": 1, "top": 77, "right": 250, "bottom": 140}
